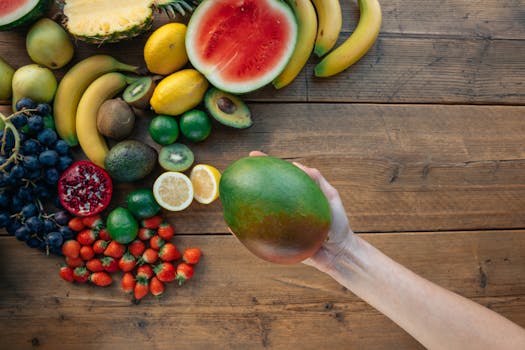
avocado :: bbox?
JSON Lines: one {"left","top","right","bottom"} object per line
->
{"left": 204, "top": 88, "right": 252, "bottom": 129}
{"left": 104, "top": 140, "right": 157, "bottom": 182}
{"left": 219, "top": 156, "right": 331, "bottom": 264}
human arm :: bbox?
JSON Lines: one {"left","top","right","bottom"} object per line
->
{"left": 294, "top": 161, "right": 525, "bottom": 350}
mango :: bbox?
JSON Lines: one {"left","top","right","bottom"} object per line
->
{"left": 219, "top": 156, "right": 331, "bottom": 264}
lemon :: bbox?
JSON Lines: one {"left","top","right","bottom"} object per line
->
{"left": 190, "top": 164, "right": 221, "bottom": 204}
{"left": 144, "top": 23, "right": 188, "bottom": 75}
{"left": 150, "top": 69, "right": 209, "bottom": 116}
{"left": 153, "top": 171, "right": 194, "bottom": 211}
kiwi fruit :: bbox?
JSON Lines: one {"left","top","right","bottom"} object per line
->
{"left": 158, "top": 143, "right": 194, "bottom": 172}
{"left": 123, "top": 76, "right": 156, "bottom": 109}
{"left": 96, "top": 98, "right": 135, "bottom": 140}
{"left": 204, "top": 87, "right": 252, "bottom": 129}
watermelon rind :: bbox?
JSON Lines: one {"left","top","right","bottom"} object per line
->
{"left": 0, "top": 0, "right": 51, "bottom": 31}
{"left": 185, "top": 0, "right": 298, "bottom": 94}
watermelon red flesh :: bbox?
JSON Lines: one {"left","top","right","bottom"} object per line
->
{"left": 0, "top": 0, "right": 50, "bottom": 31}
{"left": 186, "top": 0, "right": 297, "bottom": 94}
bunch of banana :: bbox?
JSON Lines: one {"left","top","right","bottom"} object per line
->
{"left": 273, "top": 0, "right": 381, "bottom": 87}
{"left": 53, "top": 55, "right": 141, "bottom": 146}
{"left": 76, "top": 72, "right": 137, "bottom": 167}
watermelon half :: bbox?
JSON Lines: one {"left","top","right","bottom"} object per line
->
{"left": 0, "top": 0, "right": 51, "bottom": 31}
{"left": 185, "top": 0, "right": 298, "bottom": 94}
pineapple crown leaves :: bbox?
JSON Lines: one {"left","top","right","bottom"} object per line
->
{"left": 154, "top": 0, "right": 202, "bottom": 17}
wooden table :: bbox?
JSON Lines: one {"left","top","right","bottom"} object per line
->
{"left": 1, "top": 1, "right": 524, "bottom": 349}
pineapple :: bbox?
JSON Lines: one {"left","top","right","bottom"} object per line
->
{"left": 59, "top": 0, "right": 201, "bottom": 44}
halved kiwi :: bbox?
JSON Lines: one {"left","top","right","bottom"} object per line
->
{"left": 204, "top": 88, "right": 252, "bottom": 129}
{"left": 123, "top": 76, "right": 156, "bottom": 109}
{"left": 158, "top": 143, "right": 194, "bottom": 172}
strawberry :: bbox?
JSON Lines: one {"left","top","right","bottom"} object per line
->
{"left": 92, "top": 240, "right": 109, "bottom": 255}
{"left": 158, "top": 243, "right": 181, "bottom": 262}
{"left": 139, "top": 248, "right": 158, "bottom": 265}
{"left": 68, "top": 217, "right": 85, "bottom": 232}
{"left": 133, "top": 277, "right": 149, "bottom": 302}
{"left": 82, "top": 214, "right": 103, "bottom": 229}
{"left": 141, "top": 215, "right": 163, "bottom": 229}
{"left": 76, "top": 229, "right": 97, "bottom": 246}
{"left": 65, "top": 256, "right": 85, "bottom": 268}
{"left": 98, "top": 227, "right": 111, "bottom": 241}
{"left": 157, "top": 222, "right": 175, "bottom": 241}
{"left": 175, "top": 263, "right": 194, "bottom": 285}
{"left": 154, "top": 262, "right": 176, "bottom": 283}
{"left": 62, "top": 239, "right": 81, "bottom": 258}
{"left": 136, "top": 264, "right": 154, "bottom": 280}
{"left": 121, "top": 272, "right": 136, "bottom": 294}
{"left": 79, "top": 245, "right": 95, "bottom": 261}
{"left": 104, "top": 240, "right": 126, "bottom": 259}
{"left": 89, "top": 271, "right": 112, "bottom": 287}
{"left": 137, "top": 227, "right": 155, "bottom": 241}
{"left": 101, "top": 256, "right": 119, "bottom": 273}
{"left": 149, "top": 235, "right": 165, "bottom": 250}
{"left": 128, "top": 240, "right": 146, "bottom": 258}
{"left": 86, "top": 258, "right": 105, "bottom": 272}
{"left": 183, "top": 248, "right": 202, "bottom": 265}
{"left": 73, "top": 266, "right": 90, "bottom": 283}
{"left": 118, "top": 252, "right": 137, "bottom": 272}
{"left": 150, "top": 276, "right": 164, "bottom": 297}
{"left": 59, "top": 266, "right": 74, "bottom": 283}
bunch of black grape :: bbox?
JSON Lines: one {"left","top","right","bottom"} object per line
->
{"left": 0, "top": 98, "right": 74, "bottom": 255}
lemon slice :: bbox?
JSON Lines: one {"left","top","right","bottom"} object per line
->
{"left": 190, "top": 164, "right": 221, "bottom": 204}
{"left": 153, "top": 172, "right": 193, "bottom": 211}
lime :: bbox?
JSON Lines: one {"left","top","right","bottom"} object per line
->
{"left": 106, "top": 207, "right": 139, "bottom": 244}
{"left": 179, "top": 109, "right": 212, "bottom": 142}
{"left": 126, "top": 188, "right": 161, "bottom": 219}
{"left": 149, "top": 115, "right": 179, "bottom": 145}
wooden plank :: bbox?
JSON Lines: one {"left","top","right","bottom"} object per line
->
{"left": 1, "top": 103, "right": 524, "bottom": 234}
{"left": 1, "top": 230, "right": 524, "bottom": 349}
{"left": 1, "top": 2, "right": 524, "bottom": 105}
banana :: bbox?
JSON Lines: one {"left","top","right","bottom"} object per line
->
{"left": 76, "top": 72, "right": 135, "bottom": 167}
{"left": 53, "top": 55, "right": 140, "bottom": 146}
{"left": 311, "top": 0, "right": 342, "bottom": 57}
{"left": 272, "top": 0, "right": 317, "bottom": 89}
{"left": 314, "top": 0, "right": 382, "bottom": 78}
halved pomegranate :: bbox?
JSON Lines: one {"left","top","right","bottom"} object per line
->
{"left": 58, "top": 160, "right": 113, "bottom": 217}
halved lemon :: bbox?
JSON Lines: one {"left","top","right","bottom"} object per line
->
{"left": 153, "top": 172, "right": 193, "bottom": 211}
{"left": 190, "top": 164, "right": 221, "bottom": 204}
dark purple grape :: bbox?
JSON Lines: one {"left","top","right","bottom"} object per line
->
{"left": 21, "top": 203, "right": 38, "bottom": 218}
{"left": 54, "top": 140, "right": 70, "bottom": 156}
{"left": 6, "top": 220, "right": 21, "bottom": 236}
{"left": 38, "top": 150, "right": 59, "bottom": 166}
{"left": 45, "top": 231, "right": 63, "bottom": 247}
{"left": 54, "top": 210, "right": 70, "bottom": 226}
{"left": 44, "top": 167, "right": 60, "bottom": 184}
{"left": 26, "top": 237, "right": 42, "bottom": 248}
{"left": 36, "top": 103, "right": 52, "bottom": 116}
{"left": 25, "top": 216, "right": 44, "bottom": 233}
{"left": 10, "top": 113, "right": 28, "bottom": 129}
{"left": 37, "top": 128, "right": 58, "bottom": 146}
{"left": 0, "top": 130, "right": 15, "bottom": 152}
{"left": 22, "top": 155, "right": 40, "bottom": 171}
{"left": 15, "top": 97, "right": 37, "bottom": 111}
{"left": 15, "top": 225, "right": 31, "bottom": 241}
{"left": 43, "top": 218, "right": 56, "bottom": 233}
{"left": 0, "top": 212, "right": 11, "bottom": 228}
{"left": 27, "top": 115, "right": 44, "bottom": 132}
{"left": 57, "top": 156, "right": 73, "bottom": 171}
{"left": 22, "top": 139, "right": 41, "bottom": 155}
{"left": 59, "top": 226, "right": 74, "bottom": 241}
{"left": 17, "top": 187, "right": 34, "bottom": 202}
{"left": 10, "top": 164, "right": 26, "bottom": 179}
{"left": 0, "top": 192, "right": 10, "bottom": 208}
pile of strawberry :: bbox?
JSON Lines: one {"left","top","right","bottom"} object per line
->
{"left": 58, "top": 214, "right": 201, "bottom": 302}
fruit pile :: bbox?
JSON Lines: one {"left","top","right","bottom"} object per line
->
{"left": 59, "top": 214, "right": 201, "bottom": 302}
{"left": 0, "top": 98, "right": 74, "bottom": 254}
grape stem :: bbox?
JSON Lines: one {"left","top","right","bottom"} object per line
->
{"left": 0, "top": 109, "right": 37, "bottom": 171}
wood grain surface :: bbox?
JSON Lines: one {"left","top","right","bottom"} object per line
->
{"left": 0, "top": 0, "right": 524, "bottom": 349}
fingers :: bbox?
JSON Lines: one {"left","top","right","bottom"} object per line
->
{"left": 249, "top": 151, "right": 267, "bottom": 157}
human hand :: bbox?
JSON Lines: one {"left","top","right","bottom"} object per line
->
{"left": 248, "top": 151, "right": 354, "bottom": 273}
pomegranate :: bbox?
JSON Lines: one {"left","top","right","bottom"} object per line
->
{"left": 58, "top": 161, "right": 113, "bottom": 217}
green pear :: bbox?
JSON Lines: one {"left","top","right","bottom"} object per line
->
{"left": 26, "top": 18, "right": 74, "bottom": 69}
{"left": 12, "top": 64, "right": 57, "bottom": 110}
{"left": 0, "top": 57, "right": 15, "bottom": 101}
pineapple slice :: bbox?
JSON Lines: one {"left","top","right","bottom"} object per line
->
{"left": 60, "top": 0, "right": 201, "bottom": 44}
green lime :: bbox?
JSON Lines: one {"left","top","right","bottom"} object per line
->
{"left": 179, "top": 109, "right": 212, "bottom": 142}
{"left": 106, "top": 207, "right": 139, "bottom": 244}
{"left": 126, "top": 188, "right": 161, "bottom": 219}
{"left": 149, "top": 115, "right": 179, "bottom": 145}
